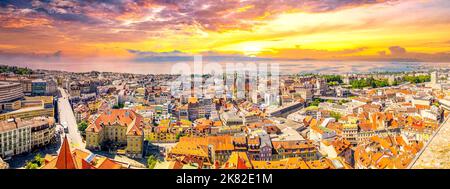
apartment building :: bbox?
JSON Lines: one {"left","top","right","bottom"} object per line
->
{"left": 0, "top": 117, "right": 55, "bottom": 158}
{"left": 85, "top": 109, "right": 145, "bottom": 158}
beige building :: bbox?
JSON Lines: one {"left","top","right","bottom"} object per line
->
{"left": 342, "top": 117, "right": 359, "bottom": 146}
{"left": 86, "top": 109, "right": 145, "bottom": 158}
{"left": 0, "top": 81, "right": 24, "bottom": 104}
{"left": 0, "top": 81, "right": 24, "bottom": 113}
{"left": 0, "top": 96, "right": 54, "bottom": 121}
{"left": 69, "top": 82, "right": 81, "bottom": 97}
{"left": 296, "top": 88, "right": 313, "bottom": 101}
{"left": 0, "top": 117, "right": 55, "bottom": 158}
{"left": 0, "top": 77, "right": 32, "bottom": 95}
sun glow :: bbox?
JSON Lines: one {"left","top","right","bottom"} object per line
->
{"left": 241, "top": 45, "right": 263, "bottom": 56}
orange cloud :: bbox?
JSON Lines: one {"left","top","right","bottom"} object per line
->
{"left": 0, "top": 0, "right": 450, "bottom": 63}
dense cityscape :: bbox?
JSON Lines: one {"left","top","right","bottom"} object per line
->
{"left": 0, "top": 64, "right": 449, "bottom": 169}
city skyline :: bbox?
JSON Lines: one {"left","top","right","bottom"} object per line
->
{"left": 0, "top": 0, "right": 450, "bottom": 64}
{"left": 1, "top": 64, "right": 449, "bottom": 171}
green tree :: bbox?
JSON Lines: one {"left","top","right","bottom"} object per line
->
{"left": 350, "top": 79, "right": 369, "bottom": 89}
{"left": 113, "top": 103, "right": 125, "bottom": 109}
{"left": 25, "top": 154, "right": 44, "bottom": 169}
{"left": 328, "top": 81, "right": 339, "bottom": 86}
{"left": 176, "top": 133, "right": 184, "bottom": 140}
{"left": 323, "top": 75, "right": 343, "bottom": 84}
{"left": 0, "top": 65, "right": 33, "bottom": 75}
{"left": 351, "top": 78, "right": 391, "bottom": 89}
{"left": 391, "top": 80, "right": 400, "bottom": 86}
{"left": 403, "top": 75, "right": 430, "bottom": 84}
{"left": 147, "top": 155, "right": 158, "bottom": 169}
{"left": 78, "top": 121, "right": 88, "bottom": 132}
{"left": 338, "top": 99, "right": 349, "bottom": 105}
{"left": 330, "top": 111, "right": 342, "bottom": 121}
{"left": 25, "top": 162, "right": 39, "bottom": 169}
{"left": 309, "top": 98, "right": 325, "bottom": 107}
{"left": 34, "top": 154, "right": 44, "bottom": 166}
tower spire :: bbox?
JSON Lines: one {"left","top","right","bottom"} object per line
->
{"left": 55, "top": 136, "right": 76, "bottom": 169}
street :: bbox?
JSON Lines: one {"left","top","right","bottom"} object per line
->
{"left": 57, "top": 87, "right": 85, "bottom": 149}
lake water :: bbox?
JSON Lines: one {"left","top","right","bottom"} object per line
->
{"left": 1, "top": 58, "right": 449, "bottom": 75}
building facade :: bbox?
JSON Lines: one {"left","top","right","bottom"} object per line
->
{"left": 0, "top": 96, "right": 55, "bottom": 121}
{"left": 31, "top": 80, "right": 47, "bottom": 96}
{"left": 0, "top": 81, "right": 24, "bottom": 104}
{"left": 86, "top": 109, "right": 145, "bottom": 158}
{"left": 0, "top": 117, "right": 55, "bottom": 158}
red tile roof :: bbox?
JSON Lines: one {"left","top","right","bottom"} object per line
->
{"left": 55, "top": 136, "right": 76, "bottom": 169}
{"left": 87, "top": 109, "right": 144, "bottom": 136}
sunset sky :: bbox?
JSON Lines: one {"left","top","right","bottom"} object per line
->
{"left": 1, "top": 0, "right": 450, "bottom": 62}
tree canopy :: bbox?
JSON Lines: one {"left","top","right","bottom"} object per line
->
{"left": 78, "top": 121, "right": 88, "bottom": 132}
{"left": 350, "top": 77, "right": 389, "bottom": 89}
{"left": 25, "top": 154, "right": 44, "bottom": 169}
{"left": 403, "top": 75, "right": 430, "bottom": 84}
{"left": 330, "top": 111, "right": 342, "bottom": 121}
{"left": 113, "top": 103, "right": 125, "bottom": 109}
{"left": 309, "top": 98, "right": 325, "bottom": 107}
{"left": 147, "top": 155, "right": 158, "bottom": 169}
{"left": 0, "top": 65, "right": 33, "bottom": 75}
